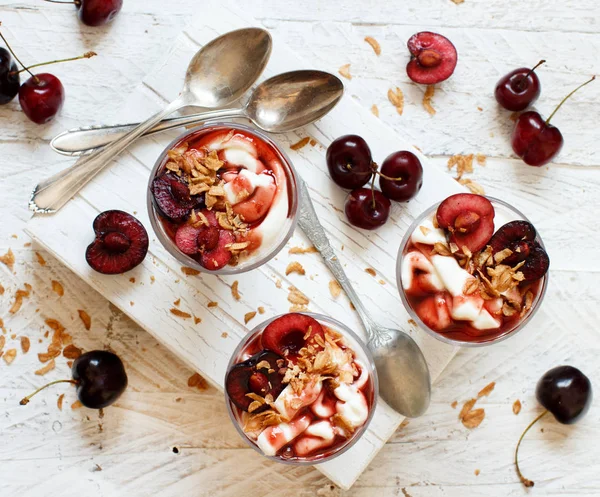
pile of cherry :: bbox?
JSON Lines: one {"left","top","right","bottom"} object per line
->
{"left": 327, "top": 136, "right": 423, "bottom": 230}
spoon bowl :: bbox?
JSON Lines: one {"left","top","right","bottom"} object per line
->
{"left": 246, "top": 70, "right": 344, "bottom": 132}
{"left": 182, "top": 28, "right": 272, "bottom": 107}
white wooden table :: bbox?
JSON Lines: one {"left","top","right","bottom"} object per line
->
{"left": 1, "top": 1, "right": 599, "bottom": 496}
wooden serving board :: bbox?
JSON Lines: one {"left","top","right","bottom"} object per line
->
{"left": 26, "top": 1, "right": 464, "bottom": 489}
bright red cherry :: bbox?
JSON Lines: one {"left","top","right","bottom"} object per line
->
{"left": 345, "top": 187, "right": 391, "bottom": 230}
{"left": 326, "top": 135, "right": 374, "bottom": 189}
{"left": 19, "top": 73, "right": 65, "bottom": 124}
{"left": 76, "top": 0, "right": 123, "bottom": 27}
{"left": 378, "top": 151, "right": 423, "bottom": 202}
{"left": 512, "top": 76, "right": 595, "bottom": 166}
{"left": 495, "top": 60, "right": 545, "bottom": 111}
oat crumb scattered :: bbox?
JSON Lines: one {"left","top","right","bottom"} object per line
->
{"left": 423, "top": 85, "right": 436, "bottom": 115}
{"left": 0, "top": 249, "right": 15, "bottom": 271}
{"left": 35, "top": 252, "right": 46, "bottom": 266}
{"left": 513, "top": 399, "right": 522, "bottom": 415}
{"left": 365, "top": 268, "right": 376, "bottom": 277}
{"left": 170, "top": 308, "right": 191, "bottom": 319}
{"left": 257, "top": 306, "right": 265, "bottom": 314}
{"left": 221, "top": 332, "right": 228, "bottom": 338}
{"left": 3, "top": 348, "right": 16, "bottom": 364}
{"left": 338, "top": 63, "right": 352, "bottom": 80}
{"left": 289, "top": 245, "right": 318, "bottom": 255}
{"left": 231, "top": 281, "right": 241, "bottom": 301}
{"left": 285, "top": 261, "right": 306, "bottom": 276}
{"left": 244, "top": 311, "right": 257, "bottom": 324}
{"left": 187, "top": 372, "right": 209, "bottom": 391}
{"left": 181, "top": 266, "right": 200, "bottom": 276}
{"left": 329, "top": 280, "right": 342, "bottom": 299}
{"left": 207, "top": 301, "right": 219, "bottom": 308}
{"left": 20, "top": 336, "right": 30, "bottom": 354}
{"left": 78, "top": 310, "right": 91, "bottom": 330}
{"left": 477, "top": 381, "right": 496, "bottom": 398}
{"left": 475, "top": 469, "right": 481, "bottom": 476}
{"left": 371, "top": 104, "right": 379, "bottom": 117}
{"left": 388, "top": 87, "right": 404, "bottom": 115}
{"left": 364, "top": 36, "right": 381, "bottom": 55}
{"left": 451, "top": 401, "right": 458, "bottom": 409}
{"left": 57, "top": 393, "right": 65, "bottom": 411}
{"left": 290, "top": 137, "right": 310, "bottom": 151}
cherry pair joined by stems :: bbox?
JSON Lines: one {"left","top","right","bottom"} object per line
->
{"left": 0, "top": 24, "right": 96, "bottom": 123}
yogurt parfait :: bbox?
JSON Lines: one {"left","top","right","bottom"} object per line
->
{"left": 398, "top": 193, "right": 549, "bottom": 346}
{"left": 225, "top": 313, "right": 377, "bottom": 463}
{"left": 148, "top": 124, "right": 298, "bottom": 274}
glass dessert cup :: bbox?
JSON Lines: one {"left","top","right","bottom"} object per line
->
{"left": 147, "top": 123, "right": 299, "bottom": 275}
{"left": 225, "top": 312, "right": 378, "bottom": 465}
{"left": 397, "top": 196, "right": 549, "bottom": 347}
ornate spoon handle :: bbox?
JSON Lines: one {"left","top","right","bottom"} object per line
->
{"left": 297, "top": 179, "right": 375, "bottom": 340}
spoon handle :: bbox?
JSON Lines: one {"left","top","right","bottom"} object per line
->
{"left": 50, "top": 108, "right": 245, "bottom": 157}
{"left": 30, "top": 99, "right": 187, "bottom": 214}
{"left": 297, "top": 179, "right": 375, "bottom": 339}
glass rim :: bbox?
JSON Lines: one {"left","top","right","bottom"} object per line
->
{"left": 224, "top": 312, "right": 379, "bottom": 465}
{"left": 146, "top": 122, "right": 299, "bottom": 276}
{"left": 396, "top": 196, "right": 549, "bottom": 348}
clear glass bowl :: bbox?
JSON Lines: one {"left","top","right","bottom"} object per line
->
{"left": 147, "top": 123, "right": 299, "bottom": 275}
{"left": 225, "top": 312, "right": 379, "bottom": 465}
{"left": 396, "top": 196, "right": 549, "bottom": 347}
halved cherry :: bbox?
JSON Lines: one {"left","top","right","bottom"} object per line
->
{"left": 225, "top": 350, "right": 285, "bottom": 412}
{"left": 406, "top": 32, "right": 458, "bottom": 85}
{"left": 261, "top": 313, "right": 325, "bottom": 359}
{"left": 436, "top": 193, "right": 495, "bottom": 253}
{"left": 200, "top": 230, "right": 235, "bottom": 270}
{"left": 488, "top": 221, "right": 549, "bottom": 281}
{"left": 151, "top": 173, "right": 199, "bottom": 221}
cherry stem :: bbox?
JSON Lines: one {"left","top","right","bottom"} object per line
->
{"left": 0, "top": 24, "right": 38, "bottom": 83}
{"left": 546, "top": 75, "right": 596, "bottom": 124}
{"left": 514, "top": 409, "right": 548, "bottom": 488}
{"left": 518, "top": 60, "right": 546, "bottom": 91}
{"left": 370, "top": 174, "right": 376, "bottom": 210}
{"left": 374, "top": 169, "right": 403, "bottom": 182}
{"left": 19, "top": 379, "right": 77, "bottom": 405}
{"left": 12, "top": 51, "right": 97, "bottom": 75}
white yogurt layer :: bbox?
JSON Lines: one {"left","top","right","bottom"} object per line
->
{"left": 402, "top": 210, "right": 519, "bottom": 331}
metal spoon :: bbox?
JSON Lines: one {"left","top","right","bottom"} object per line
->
{"left": 297, "top": 179, "right": 431, "bottom": 417}
{"left": 30, "top": 27, "right": 272, "bottom": 214}
{"left": 50, "top": 70, "right": 344, "bottom": 157}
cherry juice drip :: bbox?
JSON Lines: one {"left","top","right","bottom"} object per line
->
{"left": 403, "top": 240, "right": 544, "bottom": 344}
{"left": 232, "top": 325, "right": 375, "bottom": 461}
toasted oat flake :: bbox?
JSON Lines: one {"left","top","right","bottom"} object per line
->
{"left": 9, "top": 286, "right": 31, "bottom": 314}
{"left": 364, "top": 268, "right": 376, "bottom": 277}
{"left": 0, "top": 283, "right": 4, "bottom": 295}
{"left": 459, "top": 398, "right": 477, "bottom": 420}
{"left": 63, "top": 344, "right": 82, "bottom": 359}
{"left": 451, "top": 0, "right": 464, "bottom": 4}
{"left": 388, "top": 87, "right": 404, "bottom": 115}
{"left": 71, "top": 400, "right": 83, "bottom": 410}
{"left": 57, "top": 393, "right": 65, "bottom": 411}
{"left": 513, "top": 399, "right": 522, "bottom": 415}
{"left": 181, "top": 266, "right": 200, "bottom": 276}
{"left": 0, "top": 335, "right": 4, "bottom": 351}
{"left": 35, "top": 252, "right": 46, "bottom": 266}
{"left": 221, "top": 332, "right": 228, "bottom": 338}
{"left": 170, "top": 308, "right": 192, "bottom": 319}
{"left": 364, "top": 36, "right": 381, "bottom": 55}
{"left": 77, "top": 310, "right": 91, "bottom": 330}
{"left": 475, "top": 153, "right": 487, "bottom": 166}
{"left": 447, "top": 154, "right": 474, "bottom": 179}
{"left": 462, "top": 408, "right": 485, "bottom": 429}
{"left": 20, "top": 336, "right": 30, "bottom": 354}
{"left": 478, "top": 381, "right": 496, "bottom": 398}
{"left": 257, "top": 306, "right": 265, "bottom": 314}
{"left": 338, "top": 63, "right": 352, "bottom": 80}
{"left": 51, "top": 280, "right": 64, "bottom": 296}
{"left": 475, "top": 469, "right": 481, "bottom": 476}
{"left": 207, "top": 301, "right": 218, "bottom": 308}
{"left": 35, "top": 359, "right": 56, "bottom": 375}
{"left": 521, "top": 291, "right": 534, "bottom": 317}
{"left": 329, "top": 280, "right": 342, "bottom": 299}
{"left": 285, "top": 261, "right": 306, "bottom": 276}
{"left": 289, "top": 245, "right": 318, "bottom": 255}
{"left": 451, "top": 401, "right": 458, "bottom": 409}
{"left": 275, "top": 279, "right": 282, "bottom": 289}
{"left": 431, "top": 242, "right": 452, "bottom": 257}
{"left": 231, "top": 281, "right": 241, "bottom": 301}
{"left": 288, "top": 286, "right": 309, "bottom": 306}
{"left": 244, "top": 311, "right": 257, "bottom": 324}
{"left": 459, "top": 178, "right": 486, "bottom": 195}
{"left": 193, "top": 316, "right": 201, "bottom": 324}
{"left": 173, "top": 298, "right": 181, "bottom": 307}
{"left": 423, "top": 85, "right": 436, "bottom": 115}
{"left": 3, "top": 348, "right": 16, "bottom": 364}
{"left": 290, "top": 137, "right": 311, "bottom": 151}
{"left": 371, "top": 104, "right": 379, "bottom": 117}
{"left": 0, "top": 249, "right": 15, "bottom": 271}
{"left": 463, "top": 278, "right": 479, "bottom": 295}
{"left": 188, "top": 372, "right": 209, "bottom": 390}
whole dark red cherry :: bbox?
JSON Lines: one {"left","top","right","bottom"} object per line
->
{"left": 76, "top": 0, "right": 123, "bottom": 26}
{"left": 326, "top": 135, "right": 374, "bottom": 189}
{"left": 378, "top": 151, "right": 423, "bottom": 202}
{"left": 495, "top": 60, "right": 545, "bottom": 111}
{"left": 20, "top": 350, "right": 128, "bottom": 409}
{"left": 19, "top": 73, "right": 65, "bottom": 124}
{"left": 515, "top": 365, "right": 592, "bottom": 488}
{"left": 345, "top": 187, "right": 391, "bottom": 230}
{"left": 512, "top": 76, "right": 595, "bottom": 166}
{"left": 0, "top": 47, "right": 20, "bottom": 105}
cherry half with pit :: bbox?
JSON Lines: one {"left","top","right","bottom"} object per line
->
{"left": 399, "top": 193, "right": 549, "bottom": 345}
{"left": 225, "top": 313, "right": 376, "bottom": 463}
